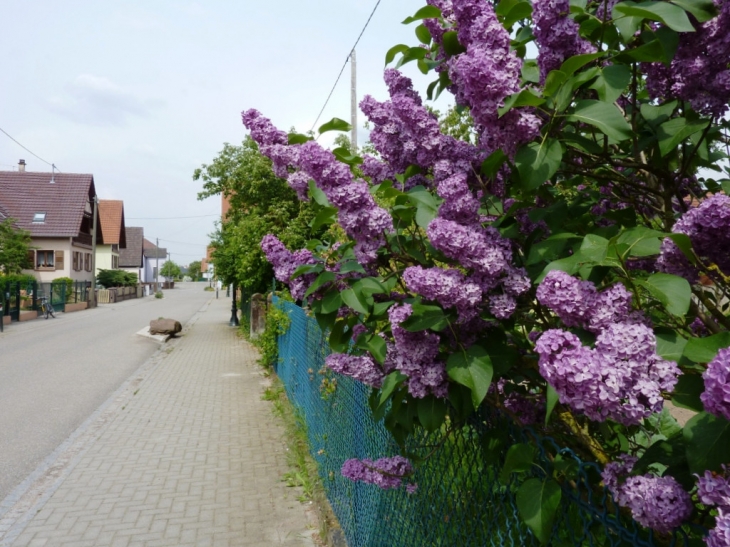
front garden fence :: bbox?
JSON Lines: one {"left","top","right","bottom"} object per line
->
{"left": 273, "top": 298, "right": 698, "bottom": 547}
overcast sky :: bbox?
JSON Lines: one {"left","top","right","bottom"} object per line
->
{"left": 0, "top": 0, "right": 451, "bottom": 266}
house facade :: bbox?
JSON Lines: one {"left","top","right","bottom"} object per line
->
{"left": 0, "top": 164, "right": 102, "bottom": 283}
{"left": 95, "top": 200, "right": 126, "bottom": 275}
{"left": 143, "top": 238, "right": 167, "bottom": 285}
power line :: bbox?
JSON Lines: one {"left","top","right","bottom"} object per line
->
{"left": 309, "top": 0, "right": 382, "bottom": 134}
{"left": 158, "top": 238, "right": 209, "bottom": 246}
{"left": 127, "top": 214, "right": 219, "bottom": 220}
{"left": 0, "top": 126, "right": 56, "bottom": 168}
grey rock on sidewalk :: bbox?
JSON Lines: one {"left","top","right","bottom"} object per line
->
{"left": 0, "top": 297, "right": 317, "bottom": 547}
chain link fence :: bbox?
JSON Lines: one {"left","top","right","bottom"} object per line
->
{"left": 274, "top": 299, "right": 700, "bottom": 547}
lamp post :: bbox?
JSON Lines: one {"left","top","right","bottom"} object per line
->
{"left": 229, "top": 281, "right": 239, "bottom": 327}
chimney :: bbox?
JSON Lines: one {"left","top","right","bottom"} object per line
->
{"left": 18, "top": 159, "right": 26, "bottom": 172}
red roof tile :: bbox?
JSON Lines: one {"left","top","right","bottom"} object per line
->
{"left": 0, "top": 170, "right": 97, "bottom": 238}
{"left": 98, "top": 199, "right": 126, "bottom": 246}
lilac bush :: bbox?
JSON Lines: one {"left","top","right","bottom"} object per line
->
{"left": 228, "top": 0, "right": 730, "bottom": 541}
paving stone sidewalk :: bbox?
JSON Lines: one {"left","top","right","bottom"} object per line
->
{"left": 0, "top": 296, "right": 317, "bottom": 547}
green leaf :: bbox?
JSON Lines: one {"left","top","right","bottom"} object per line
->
{"left": 641, "top": 273, "right": 691, "bottom": 317}
{"left": 640, "top": 100, "right": 677, "bottom": 128}
{"left": 442, "top": 30, "right": 466, "bottom": 56}
{"left": 522, "top": 59, "right": 540, "bottom": 84}
{"left": 543, "top": 70, "right": 567, "bottom": 98}
{"left": 499, "top": 89, "right": 546, "bottom": 117}
{"left": 568, "top": 100, "right": 632, "bottom": 142}
{"left": 481, "top": 149, "right": 507, "bottom": 178}
{"left": 657, "top": 117, "right": 710, "bottom": 157}
{"left": 633, "top": 434, "right": 687, "bottom": 474}
{"left": 655, "top": 328, "right": 688, "bottom": 363}
{"left": 579, "top": 234, "right": 609, "bottom": 263}
{"left": 402, "top": 5, "right": 442, "bottom": 24}
{"left": 670, "top": 0, "right": 717, "bottom": 22}
{"left": 304, "top": 271, "right": 335, "bottom": 298}
{"left": 417, "top": 396, "right": 447, "bottom": 431}
{"left": 614, "top": 12, "right": 643, "bottom": 42}
{"left": 537, "top": 253, "right": 584, "bottom": 282}
{"left": 614, "top": 1, "right": 696, "bottom": 32}
{"left": 292, "top": 263, "right": 321, "bottom": 279}
{"left": 415, "top": 23, "right": 432, "bottom": 44}
{"left": 339, "top": 260, "right": 367, "bottom": 275}
{"left": 311, "top": 206, "right": 338, "bottom": 230}
{"left": 559, "top": 52, "right": 604, "bottom": 77}
{"left": 480, "top": 429, "right": 509, "bottom": 465}
{"left": 665, "top": 234, "right": 697, "bottom": 266}
{"left": 365, "top": 335, "right": 387, "bottom": 365}
{"left": 446, "top": 345, "right": 494, "bottom": 410}
{"left": 589, "top": 65, "right": 632, "bottom": 103}
{"left": 517, "top": 479, "right": 562, "bottom": 544}
{"left": 683, "top": 332, "right": 730, "bottom": 363}
{"left": 379, "top": 371, "right": 407, "bottom": 406}
{"left": 545, "top": 385, "right": 559, "bottom": 426}
{"left": 318, "top": 117, "right": 351, "bottom": 135}
{"left": 385, "top": 44, "right": 410, "bottom": 66}
{"left": 308, "top": 180, "right": 330, "bottom": 207}
{"left": 500, "top": 443, "right": 537, "bottom": 482}
{"left": 340, "top": 289, "right": 369, "bottom": 315}
{"left": 320, "top": 290, "right": 343, "bottom": 315}
{"left": 288, "top": 132, "right": 313, "bottom": 145}
{"left": 503, "top": 1, "right": 533, "bottom": 28}
{"left": 671, "top": 374, "right": 704, "bottom": 412}
{"left": 683, "top": 412, "right": 730, "bottom": 473}
{"left": 400, "top": 303, "right": 449, "bottom": 332}
{"left": 328, "top": 319, "right": 351, "bottom": 353}
{"left": 515, "top": 139, "right": 563, "bottom": 190}
{"left": 396, "top": 46, "right": 428, "bottom": 68}
{"left": 616, "top": 226, "right": 665, "bottom": 258}
{"left": 526, "top": 233, "right": 580, "bottom": 266}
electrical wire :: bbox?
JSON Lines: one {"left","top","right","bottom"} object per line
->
{"left": 309, "top": 0, "right": 382, "bottom": 134}
{"left": 0, "top": 126, "right": 56, "bottom": 168}
{"left": 157, "top": 238, "right": 209, "bottom": 246}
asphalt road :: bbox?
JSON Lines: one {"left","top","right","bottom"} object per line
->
{"left": 0, "top": 282, "right": 216, "bottom": 502}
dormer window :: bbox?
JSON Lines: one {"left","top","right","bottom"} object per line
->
{"left": 33, "top": 212, "right": 46, "bottom": 223}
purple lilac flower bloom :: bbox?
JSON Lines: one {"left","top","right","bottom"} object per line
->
{"left": 697, "top": 467, "right": 730, "bottom": 509}
{"left": 533, "top": 0, "right": 596, "bottom": 82}
{"left": 437, "top": 172, "right": 481, "bottom": 225}
{"left": 644, "top": 1, "right": 730, "bottom": 117}
{"left": 404, "top": 266, "right": 482, "bottom": 322}
{"left": 427, "top": 218, "right": 511, "bottom": 277}
{"left": 502, "top": 267, "right": 531, "bottom": 297}
{"left": 707, "top": 508, "right": 730, "bottom": 547}
{"left": 602, "top": 456, "right": 692, "bottom": 534}
{"left": 536, "top": 326, "right": 680, "bottom": 425}
{"left": 489, "top": 294, "right": 517, "bottom": 319}
{"left": 243, "top": 111, "right": 394, "bottom": 264}
{"left": 701, "top": 348, "right": 730, "bottom": 421}
{"left": 537, "top": 270, "right": 597, "bottom": 328}
{"left": 341, "top": 456, "right": 413, "bottom": 490}
{"left": 361, "top": 155, "right": 395, "bottom": 185}
{"left": 325, "top": 353, "right": 384, "bottom": 388}
{"left": 260, "top": 234, "right": 317, "bottom": 301}
{"left": 658, "top": 194, "right": 730, "bottom": 283}
{"left": 384, "top": 304, "right": 449, "bottom": 399}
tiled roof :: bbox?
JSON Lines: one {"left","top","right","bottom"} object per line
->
{"left": 0, "top": 170, "right": 97, "bottom": 238}
{"left": 98, "top": 199, "right": 126, "bottom": 247}
{"left": 143, "top": 238, "right": 167, "bottom": 259}
{"left": 119, "top": 226, "right": 144, "bottom": 267}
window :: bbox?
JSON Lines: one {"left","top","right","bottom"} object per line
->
{"left": 112, "top": 255, "right": 119, "bottom": 269}
{"left": 84, "top": 253, "right": 91, "bottom": 272}
{"left": 73, "top": 251, "right": 82, "bottom": 271}
{"left": 36, "top": 250, "right": 54, "bottom": 269}
{"left": 32, "top": 212, "right": 46, "bottom": 223}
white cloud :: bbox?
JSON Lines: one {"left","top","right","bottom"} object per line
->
{"left": 47, "top": 75, "right": 161, "bottom": 126}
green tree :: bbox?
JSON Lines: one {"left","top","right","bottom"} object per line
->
{"left": 195, "top": 136, "right": 320, "bottom": 293}
{"left": 160, "top": 261, "right": 181, "bottom": 281}
{"left": 187, "top": 260, "right": 202, "bottom": 280}
{"left": 0, "top": 217, "right": 32, "bottom": 275}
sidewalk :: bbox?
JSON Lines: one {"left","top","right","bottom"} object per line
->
{"left": 0, "top": 296, "right": 316, "bottom": 547}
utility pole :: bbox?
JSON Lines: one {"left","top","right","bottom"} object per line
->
{"left": 350, "top": 49, "right": 357, "bottom": 152}
{"left": 156, "top": 238, "right": 160, "bottom": 294}
{"left": 89, "top": 196, "right": 98, "bottom": 308}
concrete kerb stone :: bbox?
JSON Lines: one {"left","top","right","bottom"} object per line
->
{"left": 0, "top": 300, "right": 212, "bottom": 546}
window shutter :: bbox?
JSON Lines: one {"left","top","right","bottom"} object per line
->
{"left": 85, "top": 253, "right": 91, "bottom": 272}
{"left": 55, "top": 250, "right": 64, "bottom": 271}
{"left": 26, "top": 250, "right": 35, "bottom": 269}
